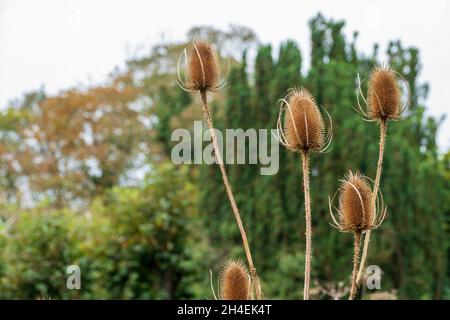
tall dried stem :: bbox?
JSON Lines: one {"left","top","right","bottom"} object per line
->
{"left": 356, "top": 120, "right": 387, "bottom": 284}
{"left": 350, "top": 231, "right": 362, "bottom": 300}
{"left": 200, "top": 91, "right": 262, "bottom": 299}
{"left": 301, "top": 150, "right": 312, "bottom": 300}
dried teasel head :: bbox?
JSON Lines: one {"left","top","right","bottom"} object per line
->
{"left": 339, "top": 171, "right": 374, "bottom": 232}
{"left": 276, "top": 88, "right": 332, "bottom": 153}
{"left": 220, "top": 260, "right": 250, "bottom": 300}
{"left": 329, "top": 171, "right": 386, "bottom": 233}
{"left": 178, "top": 40, "right": 221, "bottom": 94}
{"left": 356, "top": 65, "right": 408, "bottom": 122}
{"left": 368, "top": 65, "right": 401, "bottom": 121}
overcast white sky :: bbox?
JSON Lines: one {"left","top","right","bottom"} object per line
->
{"left": 1, "top": 0, "right": 449, "bottom": 150}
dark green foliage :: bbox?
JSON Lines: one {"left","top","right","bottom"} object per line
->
{"left": 254, "top": 45, "right": 275, "bottom": 127}
{"left": 155, "top": 87, "right": 192, "bottom": 155}
{"left": 0, "top": 210, "right": 77, "bottom": 299}
{"left": 80, "top": 162, "right": 206, "bottom": 299}
{"left": 0, "top": 163, "right": 210, "bottom": 299}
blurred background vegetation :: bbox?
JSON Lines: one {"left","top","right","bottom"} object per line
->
{"left": 0, "top": 14, "right": 448, "bottom": 299}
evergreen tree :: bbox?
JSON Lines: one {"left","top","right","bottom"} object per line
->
{"left": 254, "top": 45, "right": 275, "bottom": 128}
{"left": 271, "top": 41, "right": 304, "bottom": 248}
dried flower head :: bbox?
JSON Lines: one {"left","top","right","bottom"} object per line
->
{"left": 220, "top": 260, "right": 250, "bottom": 300}
{"left": 367, "top": 65, "right": 402, "bottom": 121}
{"left": 276, "top": 88, "right": 332, "bottom": 153}
{"left": 329, "top": 171, "right": 386, "bottom": 233}
{"left": 356, "top": 65, "right": 408, "bottom": 122}
{"left": 178, "top": 40, "right": 220, "bottom": 93}
{"left": 339, "top": 171, "right": 374, "bottom": 232}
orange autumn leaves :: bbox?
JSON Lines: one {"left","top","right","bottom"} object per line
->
{"left": 1, "top": 78, "right": 148, "bottom": 203}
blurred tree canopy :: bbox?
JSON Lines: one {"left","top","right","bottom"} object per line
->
{"left": 0, "top": 14, "right": 448, "bottom": 299}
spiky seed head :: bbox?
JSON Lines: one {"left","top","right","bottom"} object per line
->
{"left": 220, "top": 260, "right": 250, "bottom": 300}
{"left": 186, "top": 40, "right": 220, "bottom": 93}
{"left": 284, "top": 88, "right": 325, "bottom": 152}
{"left": 367, "top": 65, "right": 401, "bottom": 121}
{"left": 339, "top": 171, "right": 374, "bottom": 232}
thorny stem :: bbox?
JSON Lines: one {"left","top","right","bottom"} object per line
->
{"left": 356, "top": 120, "right": 387, "bottom": 285}
{"left": 301, "top": 151, "right": 312, "bottom": 300}
{"left": 200, "top": 91, "right": 262, "bottom": 300}
{"left": 350, "top": 231, "right": 362, "bottom": 300}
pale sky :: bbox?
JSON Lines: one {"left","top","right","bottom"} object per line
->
{"left": 1, "top": 0, "right": 449, "bottom": 151}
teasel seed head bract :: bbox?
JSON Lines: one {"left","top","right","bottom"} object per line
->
{"left": 276, "top": 88, "right": 332, "bottom": 153}
{"left": 220, "top": 260, "right": 250, "bottom": 300}
{"left": 339, "top": 171, "right": 374, "bottom": 232}
{"left": 368, "top": 65, "right": 402, "bottom": 121}
{"left": 355, "top": 64, "right": 408, "bottom": 123}
{"left": 329, "top": 171, "right": 387, "bottom": 233}
{"left": 177, "top": 40, "right": 222, "bottom": 94}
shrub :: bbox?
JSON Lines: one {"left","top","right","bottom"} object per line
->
{"left": 78, "top": 162, "right": 205, "bottom": 299}
{"left": 0, "top": 210, "right": 78, "bottom": 299}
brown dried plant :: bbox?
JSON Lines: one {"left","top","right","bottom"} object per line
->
{"left": 185, "top": 40, "right": 221, "bottom": 93}
{"left": 178, "top": 40, "right": 262, "bottom": 299}
{"left": 283, "top": 88, "right": 326, "bottom": 152}
{"left": 275, "top": 88, "right": 332, "bottom": 300}
{"left": 367, "top": 66, "right": 402, "bottom": 121}
{"left": 354, "top": 65, "right": 408, "bottom": 285}
{"left": 329, "top": 171, "right": 387, "bottom": 300}
{"left": 220, "top": 260, "right": 251, "bottom": 300}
